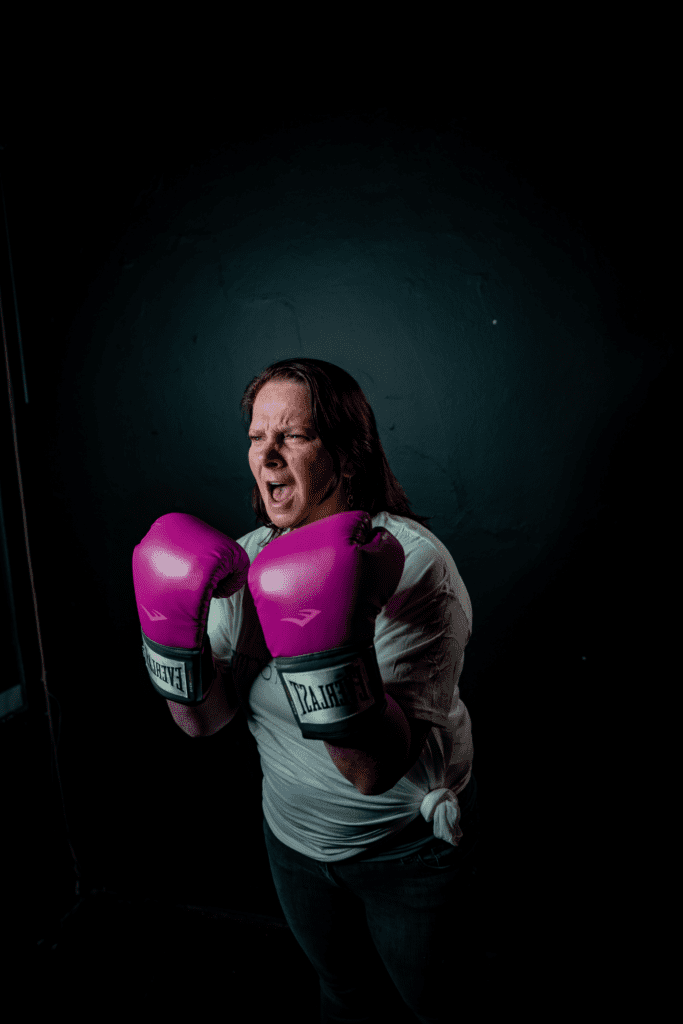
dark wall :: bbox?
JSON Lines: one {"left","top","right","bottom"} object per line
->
{"left": 1, "top": 93, "right": 671, "bottom": 960}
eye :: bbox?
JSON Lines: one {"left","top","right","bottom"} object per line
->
{"left": 249, "top": 433, "right": 307, "bottom": 442}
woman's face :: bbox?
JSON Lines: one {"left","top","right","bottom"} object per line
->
{"left": 248, "top": 379, "right": 352, "bottom": 531}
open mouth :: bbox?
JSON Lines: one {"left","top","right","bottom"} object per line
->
{"left": 267, "top": 482, "right": 295, "bottom": 505}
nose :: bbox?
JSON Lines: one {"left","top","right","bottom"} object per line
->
{"left": 260, "top": 441, "right": 286, "bottom": 467}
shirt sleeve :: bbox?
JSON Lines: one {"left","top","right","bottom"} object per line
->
{"left": 374, "top": 546, "right": 472, "bottom": 730}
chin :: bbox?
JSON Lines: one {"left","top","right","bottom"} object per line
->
{"left": 266, "top": 499, "right": 301, "bottom": 527}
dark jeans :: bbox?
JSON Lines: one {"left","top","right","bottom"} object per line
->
{"left": 262, "top": 774, "right": 480, "bottom": 1024}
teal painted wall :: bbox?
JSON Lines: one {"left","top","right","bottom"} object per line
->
{"left": 1, "top": 105, "right": 671, "bottom": 958}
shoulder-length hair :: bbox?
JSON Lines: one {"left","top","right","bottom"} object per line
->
{"left": 239, "top": 357, "right": 433, "bottom": 545}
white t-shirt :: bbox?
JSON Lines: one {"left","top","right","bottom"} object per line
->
{"left": 207, "top": 512, "right": 474, "bottom": 862}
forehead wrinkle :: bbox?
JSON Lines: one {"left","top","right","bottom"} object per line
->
{"left": 250, "top": 412, "right": 313, "bottom": 431}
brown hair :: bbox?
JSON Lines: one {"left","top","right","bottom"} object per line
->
{"left": 240, "top": 357, "right": 433, "bottom": 545}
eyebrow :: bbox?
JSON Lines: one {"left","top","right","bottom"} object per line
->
{"left": 248, "top": 425, "right": 312, "bottom": 435}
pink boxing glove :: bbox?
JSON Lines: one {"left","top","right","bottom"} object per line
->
{"left": 132, "top": 513, "right": 250, "bottom": 705}
{"left": 248, "top": 511, "right": 405, "bottom": 743}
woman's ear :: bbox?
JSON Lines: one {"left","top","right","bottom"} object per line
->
{"left": 340, "top": 452, "right": 355, "bottom": 480}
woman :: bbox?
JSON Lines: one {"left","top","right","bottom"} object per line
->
{"left": 203, "top": 357, "right": 479, "bottom": 1024}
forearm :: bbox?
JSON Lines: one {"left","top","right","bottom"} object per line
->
{"left": 323, "top": 691, "right": 411, "bottom": 796}
{"left": 167, "top": 666, "right": 240, "bottom": 738}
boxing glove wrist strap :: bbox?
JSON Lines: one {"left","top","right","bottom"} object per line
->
{"left": 141, "top": 628, "right": 215, "bottom": 706}
{"left": 274, "top": 642, "right": 387, "bottom": 744}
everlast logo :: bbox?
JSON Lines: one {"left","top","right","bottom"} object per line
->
{"left": 281, "top": 608, "right": 321, "bottom": 627}
{"left": 286, "top": 663, "right": 371, "bottom": 719}
{"left": 142, "top": 641, "right": 187, "bottom": 696}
